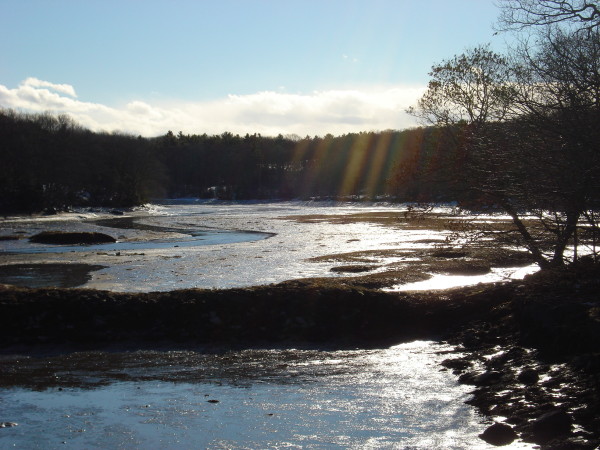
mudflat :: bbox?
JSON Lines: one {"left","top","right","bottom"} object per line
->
{"left": 1, "top": 203, "right": 598, "bottom": 447}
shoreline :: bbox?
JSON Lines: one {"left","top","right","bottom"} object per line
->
{"left": 1, "top": 262, "right": 599, "bottom": 447}
{"left": 1, "top": 203, "right": 598, "bottom": 447}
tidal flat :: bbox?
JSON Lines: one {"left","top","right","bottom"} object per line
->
{"left": 0, "top": 200, "right": 536, "bottom": 292}
{"left": 0, "top": 200, "right": 598, "bottom": 448}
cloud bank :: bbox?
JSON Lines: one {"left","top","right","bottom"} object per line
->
{"left": 0, "top": 78, "right": 424, "bottom": 137}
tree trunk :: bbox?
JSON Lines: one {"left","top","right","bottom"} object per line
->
{"left": 551, "top": 209, "right": 580, "bottom": 266}
{"left": 500, "top": 200, "right": 550, "bottom": 269}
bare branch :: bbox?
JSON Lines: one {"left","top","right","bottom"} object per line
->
{"left": 496, "top": 0, "right": 600, "bottom": 33}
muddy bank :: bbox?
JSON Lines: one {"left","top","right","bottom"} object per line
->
{"left": 3, "top": 263, "right": 595, "bottom": 350}
{"left": 0, "top": 279, "right": 502, "bottom": 347}
{"left": 0, "top": 262, "right": 599, "bottom": 447}
{"left": 29, "top": 231, "right": 116, "bottom": 245}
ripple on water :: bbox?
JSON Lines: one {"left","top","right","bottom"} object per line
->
{"left": 0, "top": 341, "right": 535, "bottom": 449}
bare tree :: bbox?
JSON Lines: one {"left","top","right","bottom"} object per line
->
{"left": 497, "top": 0, "right": 600, "bottom": 33}
{"left": 510, "top": 29, "right": 600, "bottom": 264}
{"left": 407, "top": 31, "right": 600, "bottom": 267}
{"left": 407, "top": 46, "right": 516, "bottom": 129}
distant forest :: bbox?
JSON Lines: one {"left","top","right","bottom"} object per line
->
{"left": 0, "top": 109, "right": 470, "bottom": 213}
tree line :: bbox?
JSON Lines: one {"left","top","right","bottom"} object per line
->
{"left": 158, "top": 126, "right": 472, "bottom": 202}
{"left": 0, "top": 110, "right": 165, "bottom": 213}
{"left": 0, "top": 109, "right": 474, "bottom": 213}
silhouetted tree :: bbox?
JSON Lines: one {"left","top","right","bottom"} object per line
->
{"left": 408, "top": 31, "right": 600, "bottom": 267}
{"left": 497, "top": 0, "right": 600, "bottom": 33}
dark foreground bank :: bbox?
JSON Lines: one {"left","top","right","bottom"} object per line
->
{"left": 1, "top": 262, "right": 599, "bottom": 448}
{"left": 442, "top": 261, "right": 600, "bottom": 449}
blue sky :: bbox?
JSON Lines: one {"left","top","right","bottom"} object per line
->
{"left": 0, "top": 0, "right": 507, "bottom": 136}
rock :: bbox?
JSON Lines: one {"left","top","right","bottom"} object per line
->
{"left": 458, "top": 372, "right": 477, "bottom": 385}
{"left": 479, "top": 422, "right": 518, "bottom": 446}
{"left": 441, "top": 358, "right": 472, "bottom": 372}
{"left": 330, "top": 265, "right": 373, "bottom": 273}
{"left": 517, "top": 368, "right": 539, "bottom": 384}
{"left": 530, "top": 409, "right": 573, "bottom": 443}
{"left": 431, "top": 249, "right": 468, "bottom": 258}
{"left": 458, "top": 369, "right": 502, "bottom": 386}
{"left": 474, "top": 370, "right": 503, "bottom": 386}
{"left": 462, "top": 330, "right": 481, "bottom": 348}
{"left": 524, "top": 386, "right": 544, "bottom": 403}
{"left": 505, "top": 415, "right": 526, "bottom": 426}
{"left": 505, "top": 346, "right": 528, "bottom": 359}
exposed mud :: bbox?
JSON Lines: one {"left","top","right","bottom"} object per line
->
{"left": 29, "top": 231, "right": 116, "bottom": 245}
{"left": 0, "top": 263, "right": 106, "bottom": 288}
{"left": 309, "top": 246, "right": 534, "bottom": 290}
{"left": 1, "top": 202, "right": 598, "bottom": 447}
{"left": 1, "top": 261, "right": 598, "bottom": 447}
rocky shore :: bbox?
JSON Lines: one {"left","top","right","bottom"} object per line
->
{"left": 442, "top": 260, "right": 600, "bottom": 448}
{"left": 1, "top": 261, "right": 599, "bottom": 448}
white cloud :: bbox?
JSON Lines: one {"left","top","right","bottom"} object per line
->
{"left": 0, "top": 78, "right": 425, "bottom": 137}
{"left": 21, "top": 77, "right": 78, "bottom": 97}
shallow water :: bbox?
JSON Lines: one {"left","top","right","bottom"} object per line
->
{"left": 1, "top": 200, "right": 455, "bottom": 291}
{"left": 389, "top": 264, "right": 539, "bottom": 292}
{"left": 0, "top": 200, "right": 538, "bottom": 448}
{"left": 1, "top": 214, "right": 272, "bottom": 255}
{"left": 0, "top": 341, "right": 534, "bottom": 449}
{"left": 0, "top": 263, "right": 105, "bottom": 289}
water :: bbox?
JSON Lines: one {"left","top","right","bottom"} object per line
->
{"left": 0, "top": 200, "right": 538, "bottom": 448}
{"left": 2, "top": 229, "right": 271, "bottom": 254}
{"left": 0, "top": 341, "right": 536, "bottom": 449}
{"left": 0, "top": 263, "right": 105, "bottom": 289}
{"left": 1, "top": 200, "right": 534, "bottom": 291}
{"left": 390, "top": 264, "right": 540, "bottom": 292}
{"left": 1, "top": 200, "right": 455, "bottom": 291}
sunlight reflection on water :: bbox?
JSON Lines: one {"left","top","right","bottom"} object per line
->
{"left": 0, "top": 202, "right": 542, "bottom": 448}
{"left": 389, "top": 264, "right": 540, "bottom": 292}
{"left": 0, "top": 341, "right": 535, "bottom": 449}
{"left": 3, "top": 201, "right": 449, "bottom": 291}
{"left": 1, "top": 201, "right": 544, "bottom": 293}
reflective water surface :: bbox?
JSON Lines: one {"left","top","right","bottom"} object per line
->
{"left": 0, "top": 201, "right": 538, "bottom": 448}
{"left": 0, "top": 341, "right": 535, "bottom": 449}
{"left": 390, "top": 264, "right": 539, "bottom": 292}
{"left": 0, "top": 263, "right": 105, "bottom": 288}
{"left": 1, "top": 200, "right": 534, "bottom": 291}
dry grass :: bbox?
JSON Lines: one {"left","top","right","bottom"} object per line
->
{"left": 281, "top": 211, "right": 519, "bottom": 232}
{"left": 308, "top": 240, "right": 533, "bottom": 290}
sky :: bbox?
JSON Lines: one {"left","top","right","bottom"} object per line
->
{"left": 0, "top": 0, "right": 508, "bottom": 137}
